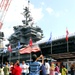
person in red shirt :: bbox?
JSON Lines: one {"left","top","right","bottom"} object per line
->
{"left": 12, "top": 63, "right": 22, "bottom": 75}
{"left": 11, "top": 63, "right": 15, "bottom": 75}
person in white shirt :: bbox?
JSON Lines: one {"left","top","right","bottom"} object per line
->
{"left": 21, "top": 61, "right": 28, "bottom": 75}
{"left": 0, "top": 65, "right": 4, "bottom": 75}
{"left": 45, "top": 59, "right": 50, "bottom": 75}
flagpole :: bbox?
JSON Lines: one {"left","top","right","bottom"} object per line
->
{"left": 67, "top": 40, "right": 69, "bottom": 52}
{"left": 29, "top": 47, "right": 32, "bottom": 64}
{"left": 18, "top": 51, "right": 20, "bottom": 62}
{"left": 47, "top": 32, "right": 52, "bottom": 54}
{"left": 8, "top": 44, "right": 12, "bottom": 63}
{"left": 66, "top": 28, "right": 69, "bottom": 52}
{"left": 30, "top": 51, "right": 31, "bottom": 63}
{"left": 1, "top": 54, "right": 3, "bottom": 65}
{"left": 29, "top": 37, "right": 32, "bottom": 63}
{"left": 17, "top": 41, "right": 21, "bottom": 62}
{"left": 40, "top": 50, "right": 42, "bottom": 54}
{"left": 51, "top": 42, "right": 52, "bottom": 54}
{"left": 9, "top": 52, "right": 11, "bottom": 63}
{"left": 39, "top": 44, "right": 42, "bottom": 54}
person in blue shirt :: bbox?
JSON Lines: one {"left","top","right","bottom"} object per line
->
{"left": 29, "top": 54, "right": 44, "bottom": 75}
{"left": 40, "top": 63, "right": 46, "bottom": 75}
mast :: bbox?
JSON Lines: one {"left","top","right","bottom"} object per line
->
{"left": 22, "top": 0, "right": 33, "bottom": 27}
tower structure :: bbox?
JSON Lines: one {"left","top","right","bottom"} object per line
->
{"left": 6, "top": 0, "right": 43, "bottom": 62}
{"left": 8, "top": 0, "right": 43, "bottom": 50}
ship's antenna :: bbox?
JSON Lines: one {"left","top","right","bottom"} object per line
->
{"left": 28, "top": 0, "right": 30, "bottom": 9}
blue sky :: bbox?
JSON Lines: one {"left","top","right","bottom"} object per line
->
{"left": 31, "top": 0, "right": 75, "bottom": 39}
{"left": 1, "top": 0, "right": 75, "bottom": 45}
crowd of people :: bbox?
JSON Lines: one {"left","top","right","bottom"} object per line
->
{"left": 0, "top": 60, "right": 29, "bottom": 75}
{"left": 0, "top": 54, "right": 75, "bottom": 75}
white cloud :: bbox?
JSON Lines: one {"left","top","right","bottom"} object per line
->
{"left": 4, "top": 0, "right": 27, "bottom": 22}
{"left": 1, "top": 27, "right": 14, "bottom": 38}
{"left": 29, "top": 3, "right": 44, "bottom": 22}
{"left": 3, "top": 39, "right": 9, "bottom": 47}
{"left": 4, "top": 0, "right": 44, "bottom": 23}
{"left": 64, "top": 9, "right": 68, "bottom": 12}
{"left": 46, "top": 7, "right": 66, "bottom": 18}
{"left": 55, "top": 12, "right": 61, "bottom": 17}
{"left": 46, "top": 7, "right": 54, "bottom": 14}
{"left": 1, "top": 0, "right": 44, "bottom": 39}
{"left": 31, "top": 8, "right": 44, "bottom": 22}
{"left": 41, "top": 2, "right": 45, "bottom": 5}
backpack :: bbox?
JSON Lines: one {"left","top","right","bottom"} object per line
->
{"left": 55, "top": 66, "right": 59, "bottom": 73}
{"left": 40, "top": 64, "right": 46, "bottom": 75}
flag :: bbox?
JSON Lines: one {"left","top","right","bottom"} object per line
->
{"left": 31, "top": 45, "right": 40, "bottom": 52}
{"left": 3, "top": 48, "right": 7, "bottom": 53}
{"left": 66, "top": 28, "right": 69, "bottom": 41}
{"left": 8, "top": 44, "right": 12, "bottom": 52}
{"left": 19, "top": 45, "right": 40, "bottom": 54}
{"left": 29, "top": 38, "right": 33, "bottom": 46}
{"left": 19, "top": 46, "right": 31, "bottom": 54}
{"left": 46, "top": 32, "right": 52, "bottom": 44}
{"left": 17, "top": 41, "right": 21, "bottom": 49}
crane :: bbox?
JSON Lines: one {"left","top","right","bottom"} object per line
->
{"left": 0, "top": 0, "right": 12, "bottom": 29}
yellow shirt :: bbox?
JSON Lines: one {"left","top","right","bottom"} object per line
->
{"left": 61, "top": 68, "right": 67, "bottom": 75}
